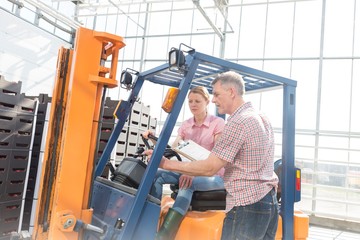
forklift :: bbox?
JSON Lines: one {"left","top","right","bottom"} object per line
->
{"left": 32, "top": 27, "right": 306, "bottom": 240}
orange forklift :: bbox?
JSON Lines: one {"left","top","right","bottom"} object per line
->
{"left": 31, "top": 27, "right": 308, "bottom": 240}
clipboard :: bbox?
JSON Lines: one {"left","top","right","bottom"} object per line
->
{"left": 173, "top": 140, "right": 210, "bottom": 161}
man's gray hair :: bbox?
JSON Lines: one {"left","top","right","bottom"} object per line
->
{"left": 212, "top": 71, "right": 245, "bottom": 96}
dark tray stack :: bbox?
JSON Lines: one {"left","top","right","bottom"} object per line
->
{"left": 0, "top": 76, "right": 36, "bottom": 237}
{"left": 96, "top": 97, "right": 122, "bottom": 178}
{"left": 21, "top": 94, "right": 51, "bottom": 232}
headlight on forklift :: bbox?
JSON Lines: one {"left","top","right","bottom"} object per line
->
{"left": 120, "top": 68, "right": 139, "bottom": 90}
{"left": 168, "top": 44, "right": 195, "bottom": 73}
{"left": 168, "top": 48, "right": 185, "bottom": 72}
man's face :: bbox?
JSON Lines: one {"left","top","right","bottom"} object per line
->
{"left": 211, "top": 81, "right": 231, "bottom": 115}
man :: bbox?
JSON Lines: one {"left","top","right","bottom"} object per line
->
{"left": 146, "top": 71, "right": 279, "bottom": 239}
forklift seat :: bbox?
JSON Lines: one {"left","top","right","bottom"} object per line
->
{"left": 170, "top": 184, "right": 226, "bottom": 211}
{"left": 169, "top": 159, "right": 282, "bottom": 211}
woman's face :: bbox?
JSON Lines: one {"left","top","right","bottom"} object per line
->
{"left": 188, "top": 92, "right": 209, "bottom": 116}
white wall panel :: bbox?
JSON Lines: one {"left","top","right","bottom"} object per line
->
{"left": 0, "top": 10, "right": 70, "bottom": 96}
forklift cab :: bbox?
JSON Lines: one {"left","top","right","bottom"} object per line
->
{"left": 91, "top": 44, "right": 300, "bottom": 240}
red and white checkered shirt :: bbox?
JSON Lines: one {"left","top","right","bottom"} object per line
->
{"left": 212, "top": 102, "right": 278, "bottom": 211}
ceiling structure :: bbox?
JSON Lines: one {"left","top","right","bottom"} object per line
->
{"left": 13, "top": 0, "right": 231, "bottom": 35}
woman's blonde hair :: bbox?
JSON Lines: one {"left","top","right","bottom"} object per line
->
{"left": 189, "top": 86, "right": 210, "bottom": 102}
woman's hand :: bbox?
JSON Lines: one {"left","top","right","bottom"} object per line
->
{"left": 143, "top": 149, "right": 166, "bottom": 168}
{"left": 179, "top": 175, "right": 194, "bottom": 189}
{"left": 141, "top": 130, "right": 154, "bottom": 139}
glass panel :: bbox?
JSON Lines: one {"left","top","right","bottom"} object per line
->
{"left": 116, "top": 14, "right": 129, "bottom": 36}
{"left": 264, "top": 3, "right": 294, "bottom": 58}
{"left": 145, "top": 37, "right": 169, "bottom": 59}
{"left": 237, "top": 5, "right": 267, "bottom": 58}
{"left": 170, "top": 10, "right": 193, "bottom": 35}
{"left": 125, "top": 17, "right": 143, "bottom": 36}
{"left": 150, "top": 2, "right": 173, "bottom": 11}
{"left": 263, "top": 60, "right": 291, "bottom": 78}
{"left": 19, "top": 5, "right": 36, "bottom": 23}
{"left": 292, "top": 0, "right": 322, "bottom": 58}
{"left": 323, "top": 0, "right": 355, "bottom": 57}
{"left": 347, "top": 190, "right": 360, "bottom": 201}
{"left": 54, "top": 22, "right": 72, "bottom": 42}
{"left": 316, "top": 163, "right": 346, "bottom": 187}
{"left": 236, "top": 60, "right": 263, "bottom": 70}
{"left": 58, "top": 1, "right": 75, "bottom": 19}
{"left": 319, "top": 60, "right": 352, "bottom": 132}
{"left": 291, "top": 60, "right": 319, "bottom": 130}
{"left": 172, "top": 1, "right": 194, "bottom": 9}
{"left": 351, "top": 60, "right": 360, "bottom": 132}
{"left": 122, "top": 38, "right": 143, "bottom": 61}
{"left": 295, "top": 197, "right": 312, "bottom": 212}
{"left": 349, "top": 151, "right": 360, "bottom": 164}
{"left": 300, "top": 184, "right": 313, "bottom": 196}
{"left": 141, "top": 81, "right": 166, "bottom": 122}
{"left": 223, "top": 6, "right": 240, "bottom": 59}
{"left": 296, "top": 134, "right": 316, "bottom": 147}
{"left": 354, "top": 2, "right": 360, "bottom": 56}
{"left": 2, "top": 1, "right": 15, "bottom": 12}
{"left": 38, "top": 14, "right": 55, "bottom": 33}
{"left": 105, "top": 15, "right": 117, "bottom": 33}
{"left": 148, "top": 12, "right": 171, "bottom": 35}
{"left": 316, "top": 200, "right": 346, "bottom": 216}
{"left": 259, "top": 88, "right": 283, "bottom": 128}
{"left": 317, "top": 149, "right": 349, "bottom": 163}
{"left": 348, "top": 204, "right": 360, "bottom": 219}
{"left": 301, "top": 165, "right": 314, "bottom": 184}
{"left": 168, "top": 36, "right": 192, "bottom": 50}
{"left": 241, "top": 0, "right": 267, "bottom": 4}
{"left": 318, "top": 136, "right": 349, "bottom": 149}
{"left": 316, "top": 187, "right": 348, "bottom": 201}
{"left": 296, "top": 146, "right": 315, "bottom": 159}
{"left": 190, "top": 34, "right": 216, "bottom": 55}
{"left": 95, "top": 15, "right": 107, "bottom": 31}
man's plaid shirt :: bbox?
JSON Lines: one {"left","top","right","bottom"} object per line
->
{"left": 212, "top": 102, "right": 278, "bottom": 211}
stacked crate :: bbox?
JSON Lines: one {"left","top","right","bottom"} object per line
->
{"left": 97, "top": 97, "right": 123, "bottom": 177}
{"left": 0, "top": 76, "right": 36, "bottom": 237}
{"left": 21, "top": 94, "right": 51, "bottom": 232}
{"left": 98, "top": 99, "right": 157, "bottom": 166}
{"left": 120, "top": 101, "right": 157, "bottom": 161}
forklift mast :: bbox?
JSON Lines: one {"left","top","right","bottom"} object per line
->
{"left": 32, "top": 27, "right": 125, "bottom": 240}
{"left": 94, "top": 47, "right": 298, "bottom": 240}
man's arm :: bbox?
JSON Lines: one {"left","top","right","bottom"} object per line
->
{"left": 160, "top": 152, "right": 227, "bottom": 177}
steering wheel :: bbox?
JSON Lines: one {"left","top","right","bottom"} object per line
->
{"left": 140, "top": 133, "right": 182, "bottom": 161}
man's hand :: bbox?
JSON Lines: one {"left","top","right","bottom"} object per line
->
{"left": 179, "top": 175, "right": 193, "bottom": 189}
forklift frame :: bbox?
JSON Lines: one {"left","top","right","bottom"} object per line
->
{"left": 95, "top": 49, "right": 297, "bottom": 240}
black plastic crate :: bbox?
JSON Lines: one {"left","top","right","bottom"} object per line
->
{"left": 104, "top": 97, "right": 119, "bottom": 108}
{"left": 17, "top": 94, "right": 36, "bottom": 114}
{"left": 0, "top": 219, "right": 20, "bottom": 237}
{"left": 0, "top": 110, "right": 17, "bottom": 133}
{"left": 99, "top": 130, "right": 112, "bottom": 141}
{"left": 0, "top": 76, "right": 21, "bottom": 94}
{"left": 13, "top": 134, "right": 32, "bottom": 149}
{"left": 101, "top": 122, "right": 115, "bottom": 132}
{"left": 0, "top": 93, "right": 20, "bottom": 113}
{"left": 0, "top": 200, "right": 22, "bottom": 237}
{"left": 14, "top": 114, "right": 34, "bottom": 133}
{"left": 0, "top": 134, "right": 14, "bottom": 149}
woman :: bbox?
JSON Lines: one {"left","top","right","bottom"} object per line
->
{"left": 144, "top": 86, "right": 225, "bottom": 240}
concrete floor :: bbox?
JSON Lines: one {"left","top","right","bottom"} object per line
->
{"left": 308, "top": 225, "right": 360, "bottom": 240}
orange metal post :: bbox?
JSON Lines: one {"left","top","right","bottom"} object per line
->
{"left": 33, "top": 27, "right": 125, "bottom": 239}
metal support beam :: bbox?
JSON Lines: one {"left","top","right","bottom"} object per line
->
{"left": 192, "top": 0, "right": 224, "bottom": 40}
